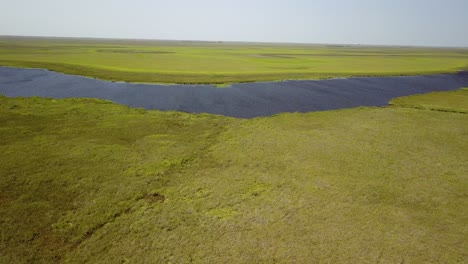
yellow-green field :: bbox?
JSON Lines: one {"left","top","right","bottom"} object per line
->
{"left": 1, "top": 89, "right": 467, "bottom": 263}
{"left": 1, "top": 36, "right": 467, "bottom": 84}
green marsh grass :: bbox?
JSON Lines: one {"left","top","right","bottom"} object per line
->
{"left": 1, "top": 36, "right": 467, "bottom": 84}
{"left": 0, "top": 89, "right": 467, "bottom": 263}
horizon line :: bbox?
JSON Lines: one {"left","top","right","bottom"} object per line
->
{"left": 1, "top": 34, "right": 468, "bottom": 49}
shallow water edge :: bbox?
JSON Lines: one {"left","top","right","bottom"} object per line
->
{"left": 1, "top": 67, "right": 467, "bottom": 118}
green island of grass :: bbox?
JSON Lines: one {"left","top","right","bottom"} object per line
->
{"left": 1, "top": 89, "right": 466, "bottom": 263}
{"left": 1, "top": 36, "right": 467, "bottom": 84}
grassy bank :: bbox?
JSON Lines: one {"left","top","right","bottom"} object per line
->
{"left": 1, "top": 36, "right": 467, "bottom": 84}
{"left": 1, "top": 89, "right": 466, "bottom": 263}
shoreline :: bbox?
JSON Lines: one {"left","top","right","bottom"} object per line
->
{"left": 0, "top": 65, "right": 463, "bottom": 87}
{"left": 1, "top": 67, "right": 468, "bottom": 118}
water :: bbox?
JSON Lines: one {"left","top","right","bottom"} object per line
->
{"left": 1, "top": 67, "right": 467, "bottom": 118}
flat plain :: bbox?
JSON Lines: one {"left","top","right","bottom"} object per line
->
{"left": 0, "top": 89, "right": 467, "bottom": 263}
{"left": 1, "top": 36, "right": 467, "bottom": 84}
{"left": 0, "top": 37, "right": 467, "bottom": 263}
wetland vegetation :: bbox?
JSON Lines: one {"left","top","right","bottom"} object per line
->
{"left": 1, "top": 36, "right": 467, "bottom": 84}
{"left": 0, "top": 36, "right": 467, "bottom": 263}
{"left": 0, "top": 89, "right": 467, "bottom": 263}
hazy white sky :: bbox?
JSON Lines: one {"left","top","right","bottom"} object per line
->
{"left": 1, "top": 0, "right": 467, "bottom": 47}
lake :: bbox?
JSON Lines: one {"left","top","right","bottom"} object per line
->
{"left": 1, "top": 67, "right": 467, "bottom": 118}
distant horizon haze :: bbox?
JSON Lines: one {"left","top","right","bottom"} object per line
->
{"left": 2, "top": 34, "right": 468, "bottom": 49}
{"left": 1, "top": 0, "right": 467, "bottom": 48}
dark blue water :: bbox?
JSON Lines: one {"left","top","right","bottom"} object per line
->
{"left": 1, "top": 67, "right": 467, "bottom": 118}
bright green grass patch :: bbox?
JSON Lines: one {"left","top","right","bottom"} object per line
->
{"left": 391, "top": 88, "right": 468, "bottom": 113}
{"left": 0, "top": 90, "right": 467, "bottom": 263}
{"left": 1, "top": 36, "right": 467, "bottom": 84}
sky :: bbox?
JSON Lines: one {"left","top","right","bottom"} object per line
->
{"left": 1, "top": 0, "right": 467, "bottom": 47}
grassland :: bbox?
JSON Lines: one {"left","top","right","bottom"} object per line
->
{"left": 0, "top": 36, "right": 467, "bottom": 84}
{"left": 1, "top": 89, "right": 466, "bottom": 263}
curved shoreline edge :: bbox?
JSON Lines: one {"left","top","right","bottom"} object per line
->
{"left": 0, "top": 62, "right": 464, "bottom": 86}
{"left": 1, "top": 67, "right": 468, "bottom": 118}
